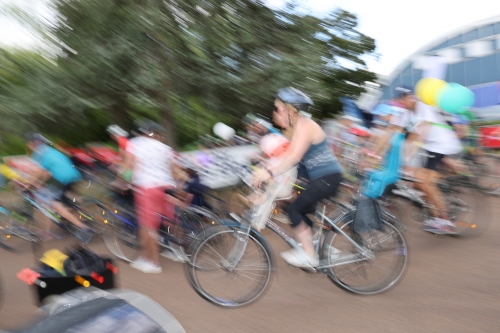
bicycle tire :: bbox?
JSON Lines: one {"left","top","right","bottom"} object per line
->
{"left": 186, "top": 225, "right": 273, "bottom": 307}
{"left": 166, "top": 207, "right": 217, "bottom": 251}
{"left": 0, "top": 204, "right": 39, "bottom": 253}
{"left": 472, "top": 155, "right": 500, "bottom": 194}
{"left": 75, "top": 197, "right": 114, "bottom": 235}
{"left": 102, "top": 208, "right": 140, "bottom": 263}
{"left": 444, "top": 185, "right": 487, "bottom": 237}
{"left": 321, "top": 218, "right": 408, "bottom": 295}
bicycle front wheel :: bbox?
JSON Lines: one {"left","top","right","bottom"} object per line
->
{"left": 101, "top": 205, "right": 140, "bottom": 262}
{"left": 445, "top": 185, "right": 485, "bottom": 237}
{"left": 473, "top": 155, "right": 500, "bottom": 194}
{"left": 76, "top": 198, "right": 114, "bottom": 235}
{"left": 322, "top": 219, "right": 408, "bottom": 295}
{"left": 186, "top": 225, "right": 273, "bottom": 307}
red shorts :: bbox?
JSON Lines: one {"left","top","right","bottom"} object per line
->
{"left": 134, "top": 186, "right": 175, "bottom": 230}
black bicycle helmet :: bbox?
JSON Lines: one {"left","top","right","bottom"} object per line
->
{"left": 275, "top": 87, "right": 313, "bottom": 112}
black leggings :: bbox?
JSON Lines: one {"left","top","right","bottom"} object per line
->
{"left": 287, "top": 173, "right": 342, "bottom": 228}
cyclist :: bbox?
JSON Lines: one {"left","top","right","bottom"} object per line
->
{"left": 25, "top": 132, "right": 93, "bottom": 243}
{"left": 371, "top": 87, "right": 463, "bottom": 234}
{"left": 126, "top": 120, "right": 178, "bottom": 273}
{"left": 253, "top": 87, "right": 343, "bottom": 268}
{"left": 414, "top": 103, "right": 464, "bottom": 233}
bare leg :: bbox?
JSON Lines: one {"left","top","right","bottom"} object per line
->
{"left": 294, "top": 222, "right": 315, "bottom": 257}
{"left": 139, "top": 226, "right": 160, "bottom": 265}
{"left": 415, "top": 168, "right": 448, "bottom": 220}
{"left": 441, "top": 157, "right": 468, "bottom": 175}
{"left": 52, "top": 201, "right": 88, "bottom": 229}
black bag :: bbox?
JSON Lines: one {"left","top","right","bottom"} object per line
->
{"left": 63, "top": 248, "right": 106, "bottom": 276}
{"left": 352, "top": 196, "right": 383, "bottom": 234}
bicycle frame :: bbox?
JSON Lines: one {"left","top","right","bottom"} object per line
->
{"left": 22, "top": 192, "right": 64, "bottom": 225}
{"left": 226, "top": 195, "right": 376, "bottom": 272}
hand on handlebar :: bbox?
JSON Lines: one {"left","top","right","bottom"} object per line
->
{"left": 253, "top": 168, "right": 271, "bottom": 189}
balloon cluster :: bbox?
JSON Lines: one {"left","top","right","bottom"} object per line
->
{"left": 415, "top": 78, "right": 475, "bottom": 114}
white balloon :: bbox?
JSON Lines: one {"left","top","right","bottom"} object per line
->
{"left": 213, "top": 122, "right": 235, "bottom": 140}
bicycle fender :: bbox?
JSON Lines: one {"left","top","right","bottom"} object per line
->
{"left": 382, "top": 211, "right": 408, "bottom": 232}
{"left": 249, "top": 229, "right": 278, "bottom": 275}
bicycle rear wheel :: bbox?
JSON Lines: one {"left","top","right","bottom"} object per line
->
{"left": 322, "top": 219, "right": 408, "bottom": 294}
{"left": 0, "top": 205, "right": 39, "bottom": 252}
{"left": 186, "top": 225, "right": 273, "bottom": 307}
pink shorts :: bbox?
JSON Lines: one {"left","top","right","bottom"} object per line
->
{"left": 134, "top": 186, "right": 175, "bottom": 230}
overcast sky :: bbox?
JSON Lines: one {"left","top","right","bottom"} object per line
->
{"left": 1, "top": 0, "right": 498, "bottom": 76}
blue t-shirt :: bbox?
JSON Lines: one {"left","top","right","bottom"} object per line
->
{"left": 33, "top": 145, "right": 82, "bottom": 185}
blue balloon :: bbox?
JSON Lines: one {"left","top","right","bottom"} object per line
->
{"left": 438, "top": 83, "right": 475, "bottom": 114}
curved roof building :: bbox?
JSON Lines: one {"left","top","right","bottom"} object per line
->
{"left": 376, "top": 15, "right": 500, "bottom": 120}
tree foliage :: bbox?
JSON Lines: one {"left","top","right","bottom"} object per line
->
{"left": 2, "top": 0, "right": 377, "bottom": 149}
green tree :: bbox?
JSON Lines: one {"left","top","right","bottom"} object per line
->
{"left": 5, "top": 0, "right": 377, "bottom": 148}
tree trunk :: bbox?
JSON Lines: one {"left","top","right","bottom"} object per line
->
{"left": 110, "top": 95, "right": 132, "bottom": 129}
{"left": 157, "top": 90, "right": 177, "bottom": 149}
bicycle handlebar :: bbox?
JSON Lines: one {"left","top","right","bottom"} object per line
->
{"left": 12, "top": 178, "right": 31, "bottom": 190}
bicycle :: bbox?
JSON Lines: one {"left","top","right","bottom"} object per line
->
{"left": 185, "top": 177, "right": 409, "bottom": 307}
{"left": 381, "top": 174, "right": 484, "bottom": 236}
{"left": 102, "top": 186, "right": 222, "bottom": 263}
{"left": 0, "top": 179, "right": 109, "bottom": 252}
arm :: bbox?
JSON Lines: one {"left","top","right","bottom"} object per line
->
{"left": 267, "top": 119, "right": 314, "bottom": 177}
{"left": 122, "top": 149, "right": 134, "bottom": 171}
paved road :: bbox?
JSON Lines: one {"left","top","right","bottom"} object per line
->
{"left": 0, "top": 192, "right": 499, "bottom": 332}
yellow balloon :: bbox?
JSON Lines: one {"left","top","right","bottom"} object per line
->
{"left": 415, "top": 78, "right": 448, "bottom": 106}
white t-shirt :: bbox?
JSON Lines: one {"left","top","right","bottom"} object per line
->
{"left": 390, "top": 106, "right": 420, "bottom": 131}
{"left": 416, "top": 103, "right": 462, "bottom": 156}
{"left": 127, "top": 136, "right": 175, "bottom": 189}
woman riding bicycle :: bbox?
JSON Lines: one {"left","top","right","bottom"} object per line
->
{"left": 253, "top": 87, "right": 343, "bottom": 268}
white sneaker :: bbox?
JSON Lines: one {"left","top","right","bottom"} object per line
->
{"left": 423, "top": 218, "right": 455, "bottom": 234}
{"left": 130, "top": 258, "right": 149, "bottom": 271}
{"left": 141, "top": 262, "right": 162, "bottom": 274}
{"left": 280, "top": 249, "right": 319, "bottom": 268}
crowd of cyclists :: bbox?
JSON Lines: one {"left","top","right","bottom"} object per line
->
{"left": 1, "top": 84, "right": 486, "bottom": 274}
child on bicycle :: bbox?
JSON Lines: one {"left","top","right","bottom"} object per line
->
{"left": 25, "top": 132, "right": 93, "bottom": 243}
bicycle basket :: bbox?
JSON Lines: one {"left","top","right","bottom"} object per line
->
{"left": 352, "top": 195, "right": 383, "bottom": 234}
{"left": 248, "top": 173, "right": 294, "bottom": 231}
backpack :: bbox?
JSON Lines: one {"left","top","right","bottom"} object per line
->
{"left": 62, "top": 248, "right": 106, "bottom": 276}
{"left": 352, "top": 195, "right": 383, "bottom": 234}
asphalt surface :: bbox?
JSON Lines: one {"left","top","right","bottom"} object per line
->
{"left": 0, "top": 190, "right": 499, "bottom": 332}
